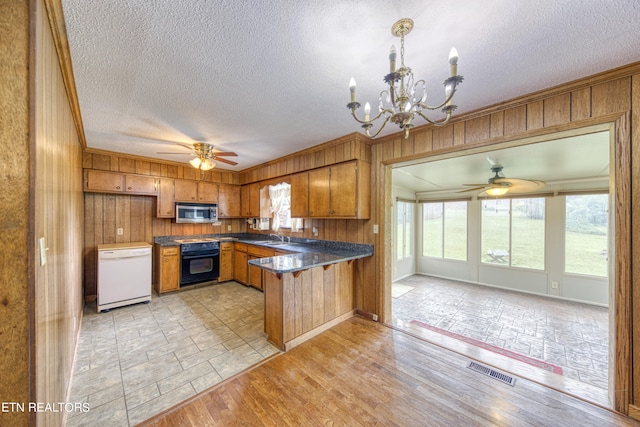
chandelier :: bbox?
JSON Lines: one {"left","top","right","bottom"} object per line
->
{"left": 347, "top": 18, "right": 463, "bottom": 139}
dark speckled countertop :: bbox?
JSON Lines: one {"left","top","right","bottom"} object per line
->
{"left": 154, "top": 233, "right": 373, "bottom": 274}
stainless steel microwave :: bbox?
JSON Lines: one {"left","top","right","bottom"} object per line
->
{"left": 175, "top": 203, "right": 218, "bottom": 223}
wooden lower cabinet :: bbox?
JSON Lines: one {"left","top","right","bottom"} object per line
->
{"left": 248, "top": 255, "right": 262, "bottom": 290}
{"left": 233, "top": 243, "right": 248, "bottom": 284}
{"left": 247, "top": 245, "right": 276, "bottom": 291}
{"left": 218, "top": 242, "right": 234, "bottom": 282}
{"left": 154, "top": 244, "right": 180, "bottom": 293}
{"left": 233, "top": 242, "right": 279, "bottom": 290}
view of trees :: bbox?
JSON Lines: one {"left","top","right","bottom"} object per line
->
{"left": 565, "top": 194, "right": 608, "bottom": 235}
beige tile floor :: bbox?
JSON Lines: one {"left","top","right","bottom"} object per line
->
{"left": 392, "top": 275, "right": 609, "bottom": 394}
{"left": 66, "top": 282, "right": 279, "bottom": 427}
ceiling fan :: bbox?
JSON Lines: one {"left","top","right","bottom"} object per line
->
{"left": 459, "top": 165, "right": 545, "bottom": 196}
{"left": 158, "top": 142, "right": 238, "bottom": 170}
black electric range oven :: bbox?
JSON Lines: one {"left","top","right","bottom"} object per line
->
{"left": 174, "top": 239, "right": 220, "bottom": 285}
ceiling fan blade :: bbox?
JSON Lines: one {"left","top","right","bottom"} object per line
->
{"left": 457, "top": 186, "right": 488, "bottom": 193}
{"left": 494, "top": 178, "right": 545, "bottom": 192}
{"left": 213, "top": 157, "right": 238, "bottom": 166}
{"left": 462, "top": 183, "right": 490, "bottom": 187}
{"left": 211, "top": 151, "right": 237, "bottom": 157}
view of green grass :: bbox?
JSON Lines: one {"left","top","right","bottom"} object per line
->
{"left": 415, "top": 196, "right": 608, "bottom": 277}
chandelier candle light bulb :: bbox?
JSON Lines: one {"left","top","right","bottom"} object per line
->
{"left": 349, "top": 78, "right": 357, "bottom": 103}
{"left": 347, "top": 18, "right": 463, "bottom": 139}
{"left": 449, "top": 47, "right": 459, "bottom": 76}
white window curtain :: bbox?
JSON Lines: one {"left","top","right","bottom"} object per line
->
{"left": 268, "top": 183, "right": 303, "bottom": 232}
{"left": 269, "top": 183, "right": 289, "bottom": 231}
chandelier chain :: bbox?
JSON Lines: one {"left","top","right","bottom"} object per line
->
{"left": 400, "top": 34, "right": 405, "bottom": 68}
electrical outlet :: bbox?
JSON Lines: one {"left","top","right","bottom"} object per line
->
{"left": 312, "top": 227, "right": 318, "bottom": 236}
{"left": 117, "top": 227, "right": 124, "bottom": 236}
{"left": 227, "top": 225, "right": 232, "bottom": 231}
{"left": 373, "top": 224, "right": 379, "bottom": 234}
{"left": 551, "top": 281, "right": 559, "bottom": 289}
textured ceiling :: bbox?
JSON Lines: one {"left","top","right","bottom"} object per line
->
{"left": 61, "top": 1, "right": 640, "bottom": 171}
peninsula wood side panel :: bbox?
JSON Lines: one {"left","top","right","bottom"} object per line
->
{"left": 265, "top": 261, "right": 355, "bottom": 350}
{"left": 369, "top": 68, "right": 640, "bottom": 416}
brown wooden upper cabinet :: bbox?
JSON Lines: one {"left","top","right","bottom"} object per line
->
{"left": 218, "top": 184, "right": 241, "bottom": 218}
{"left": 157, "top": 178, "right": 175, "bottom": 218}
{"left": 174, "top": 179, "right": 218, "bottom": 203}
{"left": 84, "top": 170, "right": 157, "bottom": 195}
{"left": 240, "top": 182, "right": 260, "bottom": 217}
{"left": 291, "top": 160, "right": 370, "bottom": 219}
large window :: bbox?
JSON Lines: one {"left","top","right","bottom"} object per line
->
{"left": 565, "top": 194, "right": 608, "bottom": 277}
{"left": 481, "top": 198, "right": 545, "bottom": 269}
{"left": 422, "top": 201, "right": 467, "bottom": 260}
{"left": 396, "top": 201, "right": 413, "bottom": 260}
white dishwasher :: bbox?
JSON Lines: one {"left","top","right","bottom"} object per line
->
{"left": 97, "top": 242, "right": 152, "bottom": 312}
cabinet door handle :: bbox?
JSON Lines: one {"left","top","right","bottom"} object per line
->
{"left": 127, "top": 186, "right": 133, "bottom": 190}
{"left": 115, "top": 186, "right": 121, "bottom": 190}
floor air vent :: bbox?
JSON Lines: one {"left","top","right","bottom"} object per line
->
{"left": 467, "top": 361, "right": 516, "bottom": 386}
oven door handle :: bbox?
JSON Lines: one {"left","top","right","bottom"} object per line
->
{"left": 182, "top": 253, "right": 219, "bottom": 260}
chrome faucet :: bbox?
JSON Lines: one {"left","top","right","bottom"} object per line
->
{"left": 269, "top": 233, "right": 284, "bottom": 243}
{"left": 269, "top": 233, "right": 291, "bottom": 244}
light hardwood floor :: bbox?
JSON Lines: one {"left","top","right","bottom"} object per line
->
{"left": 139, "top": 316, "right": 639, "bottom": 427}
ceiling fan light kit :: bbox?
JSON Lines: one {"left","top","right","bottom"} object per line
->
{"left": 347, "top": 18, "right": 464, "bottom": 140}
{"left": 484, "top": 186, "right": 510, "bottom": 197}
{"left": 189, "top": 157, "right": 215, "bottom": 170}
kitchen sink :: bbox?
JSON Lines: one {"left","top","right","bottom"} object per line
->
{"left": 263, "top": 241, "right": 291, "bottom": 246}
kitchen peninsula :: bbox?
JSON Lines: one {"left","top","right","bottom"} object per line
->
{"left": 154, "top": 234, "right": 373, "bottom": 350}
{"left": 249, "top": 245, "right": 372, "bottom": 351}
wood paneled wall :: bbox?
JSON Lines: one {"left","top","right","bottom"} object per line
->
{"left": 33, "top": 1, "right": 85, "bottom": 426}
{"left": 0, "top": 1, "right": 32, "bottom": 425}
{"left": 367, "top": 65, "right": 640, "bottom": 416}
{"left": 239, "top": 132, "right": 371, "bottom": 184}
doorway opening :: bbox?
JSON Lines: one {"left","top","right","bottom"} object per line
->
{"left": 388, "top": 129, "right": 613, "bottom": 407}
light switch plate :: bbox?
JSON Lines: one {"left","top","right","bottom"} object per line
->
{"left": 373, "top": 224, "right": 379, "bottom": 234}
{"left": 38, "top": 237, "right": 47, "bottom": 266}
